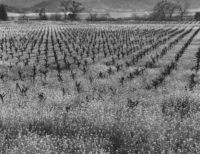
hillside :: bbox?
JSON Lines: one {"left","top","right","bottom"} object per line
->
{"left": 0, "top": 0, "right": 200, "bottom": 12}
{"left": 5, "top": 5, "right": 22, "bottom": 13}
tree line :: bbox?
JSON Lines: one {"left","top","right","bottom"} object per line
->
{"left": 35, "top": 0, "right": 84, "bottom": 21}
{"left": 0, "top": 0, "right": 83, "bottom": 21}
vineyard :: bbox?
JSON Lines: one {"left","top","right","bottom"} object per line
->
{"left": 1, "top": 21, "right": 200, "bottom": 153}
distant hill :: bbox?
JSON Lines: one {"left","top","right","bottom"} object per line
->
{"left": 1, "top": 0, "right": 200, "bottom": 12}
{"left": 0, "top": 0, "right": 43, "bottom": 8}
{"left": 5, "top": 5, "right": 22, "bottom": 13}
{"left": 27, "top": 0, "right": 62, "bottom": 12}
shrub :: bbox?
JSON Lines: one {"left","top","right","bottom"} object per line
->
{"left": 161, "top": 92, "right": 200, "bottom": 119}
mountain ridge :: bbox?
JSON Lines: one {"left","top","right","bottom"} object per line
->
{"left": 0, "top": 0, "right": 200, "bottom": 12}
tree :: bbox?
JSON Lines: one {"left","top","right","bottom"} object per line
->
{"left": 100, "top": 12, "right": 111, "bottom": 20}
{"left": 0, "top": 4, "right": 8, "bottom": 21}
{"left": 194, "top": 12, "right": 200, "bottom": 21}
{"left": 87, "top": 13, "right": 98, "bottom": 21}
{"left": 19, "top": 11, "right": 28, "bottom": 21}
{"left": 49, "top": 12, "right": 62, "bottom": 21}
{"left": 61, "top": 0, "right": 84, "bottom": 20}
{"left": 39, "top": 8, "right": 48, "bottom": 20}
{"left": 150, "top": 0, "right": 182, "bottom": 21}
{"left": 60, "top": 0, "right": 71, "bottom": 20}
{"left": 178, "top": 2, "right": 190, "bottom": 20}
{"left": 35, "top": 9, "right": 39, "bottom": 16}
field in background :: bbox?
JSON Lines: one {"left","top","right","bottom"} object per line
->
{"left": 1, "top": 21, "right": 200, "bottom": 153}
{"left": 7, "top": 12, "right": 137, "bottom": 20}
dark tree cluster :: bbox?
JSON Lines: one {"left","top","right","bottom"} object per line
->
{"left": 150, "top": 0, "right": 189, "bottom": 21}
{"left": 61, "top": 0, "right": 84, "bottom": 20}
{"left": 194, "top": 12, "right": 200, "bottom": 21}
{"left": 0, "top": 4, "right": 8, "bottom": 21}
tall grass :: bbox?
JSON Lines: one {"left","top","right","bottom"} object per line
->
{"left": 1, "top": 79, "right": 200, "bottom": 153}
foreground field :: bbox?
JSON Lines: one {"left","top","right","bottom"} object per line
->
{"left": 1, "top": 21, "right": 200, "bottom": 153}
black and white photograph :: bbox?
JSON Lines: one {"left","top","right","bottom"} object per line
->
{"left": 0, "top": 0, "right": 200, "bottom": 153}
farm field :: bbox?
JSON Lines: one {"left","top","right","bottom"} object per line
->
{"left": 1, "top": 21, "right": 200, "bottom": 153}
